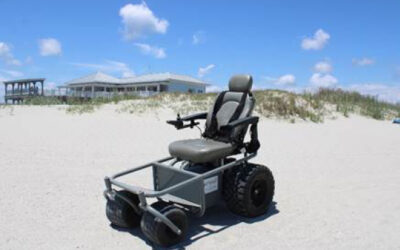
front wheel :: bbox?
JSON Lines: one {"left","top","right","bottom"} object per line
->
{"left": 141, "top": 201, "right": 188, "bottom": 247}
{"left": 106, "top": 190, "right": 141, "bottom": 228}
{"left": 223, "top": 163, "right": 275, "bottom": 217}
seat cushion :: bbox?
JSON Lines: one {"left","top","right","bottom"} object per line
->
{"left": 169, "top": 139, "right": 234, "bottom": 163}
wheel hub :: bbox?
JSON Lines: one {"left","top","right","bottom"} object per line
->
{"left": 251, "top": 180, "right": 267, "bottom": 207}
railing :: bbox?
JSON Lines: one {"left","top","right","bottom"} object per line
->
{"left": 66, "top": 91, "right": 158, "bottom": 98}
{"left": 5, "top": 91, "right": 41, "bottom": 97}
{"left": 5, "top": 90, "right": 159, "bottom": 99}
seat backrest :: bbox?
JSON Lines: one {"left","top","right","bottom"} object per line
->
{"left": 204, "top": 74, "right": 255, "bottom": 143}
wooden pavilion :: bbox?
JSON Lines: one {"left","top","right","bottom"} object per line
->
{"left": 3, "top": 78, "right": 45, "bottom": 104}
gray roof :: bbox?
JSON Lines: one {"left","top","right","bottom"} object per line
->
{"left": 65, "top": 72, "right": 120, "bottom": 85}
{"left": 3, "top": 78, "right": 45, "bottom": 84}
{"left": 65, "top": 72, "right": 207, "bottom": 86}
{"left": 119, "top": 72, "right": 206, "bottom": 85}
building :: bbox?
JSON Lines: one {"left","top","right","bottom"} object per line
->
{"left": 3, "top": 78, "right": 45, "bottom": 104}
{"left": 61, "top": 72, "right": 208, "bottom": 98}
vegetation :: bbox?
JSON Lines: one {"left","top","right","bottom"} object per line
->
{"left": 308, "top": 88, "right": 400, "bottom": 120}
{"left": 253, "top": 90, "right": 324, "bottom": 122}
{"left": 65, "top": 104, "right": 97, "bottom": 114}
{"left": 24, "top": 96, "right": 63, "bottom": 105}
{"left": 6, "top": 88, "right": 400, "bottom": 121}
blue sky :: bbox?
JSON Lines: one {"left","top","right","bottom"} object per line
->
{"left": 0, "top": 0, "right": 399, "bottom": 102}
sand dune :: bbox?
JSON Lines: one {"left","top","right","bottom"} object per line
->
{"left": 0, "top": 105, "right": 399, "bottom": 249}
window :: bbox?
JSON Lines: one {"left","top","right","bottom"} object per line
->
{"left": 160, "top": 85, "right": 168, "bottom": 92}
{"left": 147, "top": 85, "right": 157, "bottom": 92}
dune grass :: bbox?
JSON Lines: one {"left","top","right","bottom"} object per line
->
{"left": 9, "top": 88, "right": 400, "bottom": 121}
{"left": 308, "top": 88, "right": 400, "bottom": 120}
{"left": 254, "top": 88, "right": 400, "bottom": 121}
{"left": 118, "top": 88, "right": 399, "bottom": 122}
{"left": 253, "top": 90, "right": 325, "bottom": 122}
{"left": 24, "top": 96, "right": 64, "bottom": 105}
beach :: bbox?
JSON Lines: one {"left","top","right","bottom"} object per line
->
{"left": 0, "top": 104, "right": 399, "bottom": 249}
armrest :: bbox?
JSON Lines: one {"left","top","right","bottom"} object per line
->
{"left": 166, "top": 112, "right": 207, "bottom": 130}
{"left": 220, "top": 116, "right": 259, "bottom": 131}
{"left": 180, "top": 112, "right": 208, "bottom": 121}
{"left": 166, "top": 119, "right": 184, "bottom": 128}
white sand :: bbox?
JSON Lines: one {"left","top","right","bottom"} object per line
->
{"left": 0, "top": 105, "right": 399, "bottom": 250}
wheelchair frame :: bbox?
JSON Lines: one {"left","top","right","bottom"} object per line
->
{"left": 104, "top": 152, "right": 256, "bottom": 235}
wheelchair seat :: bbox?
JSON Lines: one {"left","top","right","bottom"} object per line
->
{"left": 168, "top": 75, "right": 255, "bottom": 163}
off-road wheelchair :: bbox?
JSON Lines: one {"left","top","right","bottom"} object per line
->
{"left": 103, "top": 74, "right": 275, "bottom": 247}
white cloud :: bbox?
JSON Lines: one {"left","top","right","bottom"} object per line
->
{"left": 39, "top": 38, "right": 62, "bottom": 56}
{"left": 107, "top": 60, "right": 135, "bottom": 77}
{"left": 71, "top": 60, "right": 135, "bottom": 77}
{"left": 134, "top": 43, "right": 166, "bottom": 59}
{"left": 206, "top": 85, "right": 223, "bottom": 93}
{"left": 310, "top": 73, "right": 338, "bottom": 88}
{"left": 346, "top": 83, "right": 400, "bottom": 103}
{"left": 0, "top": 69, "right": 23, "bottom": 78}
{"left": 266, "top": 74, "right": 296, "bottom": 86}
{"left": 0, "top": 74, "right": 7, "bottom": 103}
{"left": 314, "top": 61, "right": 332, "bottom": 73}
{"left": 0, "top": 42, "right": 21, "bottom": 65}
{"left": 192, "top": 31, "right": 206, "bottom": 45}
{"left": 198, "top": 64, "right": 215, "bottom": 78}
{"left": 45, "top": 81, "right": 57, "bottom": 90}
{"left": 301, "top": 29, "right": 330, "bottom": 50}
{"left": 119, "top": 2, "right": 169, "bottom": 40}
{"left": 352, "top": 58, "right": 375, "bottom": 66}
{"left": 121, "top": 70, "right": 135, "bottom": 78}
{"left": 251, "top": 84, "right": 265, "bottom": 90}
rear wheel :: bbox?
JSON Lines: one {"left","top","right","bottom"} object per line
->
{"left": 106, "top": 190, "right": 141, "bottom": 228}
{"left": 141, "top": 201, "right": 188, "bottom": 247}
{"left": 223, "top": 163, "right": 275, "bottom": 217}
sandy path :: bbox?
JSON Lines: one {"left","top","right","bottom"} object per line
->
{"left": 0, "top": 105, "right": 399, "bottom": 249}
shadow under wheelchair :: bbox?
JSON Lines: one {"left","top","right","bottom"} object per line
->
{"left": 110, "top": 201, "right": 279, "bottom": 250}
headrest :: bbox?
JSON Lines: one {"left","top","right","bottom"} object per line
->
{"left": 228, "top": 74, "right": 253, "bottom": 92}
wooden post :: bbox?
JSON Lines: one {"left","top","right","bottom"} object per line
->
{"left": 41, "top": 81, "right": 44, "bottom": 96}
{"left": 91, "top": 85, "right": 94, "bottom": 98}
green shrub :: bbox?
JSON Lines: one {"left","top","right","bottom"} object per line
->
{"left": 24, "top": 96, "right": 63, "bottom": 105}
